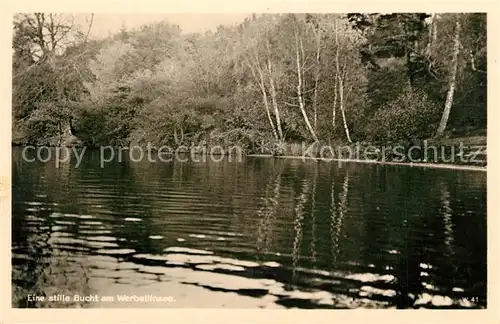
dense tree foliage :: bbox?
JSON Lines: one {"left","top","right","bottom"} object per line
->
{"left": 12, "top": 13, "right": 486, "bottom": 152}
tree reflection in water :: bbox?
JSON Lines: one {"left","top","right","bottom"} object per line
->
{"left": 12, "top": 149, "right": 487, "bottom": 309}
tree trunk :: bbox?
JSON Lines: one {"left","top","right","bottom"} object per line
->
{"left": 266, "top": 55, "right": 284, "bottom": 141}
{"left": 264, "top": 28, "right": 283, "bottom": 142}
{"left": 436, "top": 17, "right": 461, "bottom": 136}
{"left": 58, "top": 121, "right": 63, "bottom": 146}
{"left": 174, "top": 128, "right": 179, "bottom": 144}
{"left": 332, "top": 77, "right": 337, "bottom": 129}
{"left": 406, "top": 49, "right": 413, "bottom": 87}
{"left": 246, "top": 57, "right": 279, "bottom": 141}
{"left": 258, "top": 67, "right": 279, "bottom": 142}
{"left": 295, "top": 30, "right": 319, "bottom": 143}
{"left": 432, "top": 15, "right": 438, "bottom": 44}
{"left": 334, "top": 19, "right": 352, "bottom": 143}
{"left": 173, "top": 126, "right": 185, "bottom": 145}
{"left": 338, "top": 74, "right": 352, "bottom": 143}
{"left": 83, "top": 14, "right": 95, "bottom": 44}
{"left": 313, "top": 27, "right": 321, "bottom": 132}
{"left": 332, "top": 19, "right": 340, "bottom": 131}
{"left": 426, "top": 14, "right": 438, "bottom": 57}
{"left": 64, "top": 119, "right": 73, "bottom": 136}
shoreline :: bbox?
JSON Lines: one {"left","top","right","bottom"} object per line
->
{"left": 246, "top": 154, "right": 487, "bottom": 172}
{"left": 12, "top": 144, "right": 487, "bottom": 172}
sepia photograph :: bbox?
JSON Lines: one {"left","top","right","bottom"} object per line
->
{"left": 10, "top": 11, "right": 488, "bottom": 311}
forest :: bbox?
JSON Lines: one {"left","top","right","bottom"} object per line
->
{"left": 12, "top": 13, "right": 487, "bottom": 156}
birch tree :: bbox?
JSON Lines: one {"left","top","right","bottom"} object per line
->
{"left": 245, "top": 53, "right": 279, "bottom": 142}
{"left": 333, "top": 18, "right": 353, "bottom": 143}
{"left": 293, "top": 25, "right": 319, "bottom": 143}
{"left": 241, "top": 16, "right": 284, "bottom": 143}
{"left": 436, "top": 15, "right": 461, "bottom": 136}
{"left": 275, "top": 14, "right": 322, "bottom": 143}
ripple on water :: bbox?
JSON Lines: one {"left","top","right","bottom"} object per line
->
{"left": 414, "top": 293, "right": 455, "bottom": 307}
{"left": 86, "top": 255, "right": 118, "bottom": 269}
{"left": 160, "top": 252, "right": 262, "bottom": 270}
{"left": 81, "top": 221, "right": 103, "bottom": 225}
{"left": 124, "top": 218, "right": 142, "bottom": 222}
{"left": 196, "top": 264, "right": 246, "bottom": 272}
{"left": 431, "top": 295, "right": 453, "bottom": 307}
{"left": 345, "top": 273, "right": 395, "bottom": 283}
{"left": 137, "top": 265, "right": 172, "bottom": 275}
{"left": 51, "top": 212, "right": 95, "bottom": 219}
{"left": 11, "top": 148, "right": 487, "bottom": 309}
{"left": 86, "top": 241, "right": 119, "bottom": 248}
{"left": 87, "top": 255, "right": 118, "bottom": 264}
{"left": 96, "top": 248, "right": 136, "bottom": 255}
{"left": 48, "top": 237, "right": 86, "bottom": 245}
{"left": 164, "top": 247, "right": 213, "bottom": 255}
{"left": 55, "top": 220, "right": 75, "bottom": 225}
{"left": 133, "top": 254, "right": 172, "bottom": 262}
{"left": 85, "top": 236, "right": 117, "bottom": 242}
{"left": 79, "top": 230, "right": 112, "bottom": 235}
{"left": 359, "top": 286, "right": 397, "bottom": 298}
{"left": 262, "top": 261, "right": 280, "bottom": 268}
{"left": 117, "top": 262, "right": 140, "bottom": 270}
{"left": 25, "top": 201, "right": 43, "bottom": 206}
{"left": 189, "top": 234, "right": 207, "bottom": 239}
{"left": 164, "top": 253, "right": 214, "bottom": 265}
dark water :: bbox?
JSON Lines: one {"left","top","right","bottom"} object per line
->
{"left": 11, "top": 147, "right": 487, "bottom": 309}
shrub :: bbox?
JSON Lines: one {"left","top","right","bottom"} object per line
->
{"left": 365, "top": 86, "right": 440, "bottom": 143}
{"left": 23, "top": 119, "right": 59, "bottom": 145}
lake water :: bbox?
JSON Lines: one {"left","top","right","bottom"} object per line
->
{"left": 11, "top": 147, "right": 487, "bottom": 309}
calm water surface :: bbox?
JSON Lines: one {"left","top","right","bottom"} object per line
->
{"left": 12, "top": 147, "right": 487, "bottom": 308}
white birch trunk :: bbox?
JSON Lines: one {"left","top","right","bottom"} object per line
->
{"left": 332, "top": 71, "right": 338, "bottom": 129}
{"left": 295, "top": 30, "right": 319, "bottom": 143}
{"left": 338, "top": 74, "right": 352, "bottom": 143}
{"left": 266, "top": 55, "right": 284, "bottom": 141}
{"left": 246, "top": 57, "right": 279, "bottom": 141}
{"left": 436, "top": 16, "right": 461, "bottom": 136}
{"left": 334, "top": 18, "right": 352, "bottom": 143}
{"left": 313, "top": 27, "right": 321, "bottom": 131}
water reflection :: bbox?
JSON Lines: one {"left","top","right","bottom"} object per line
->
{"left": 440, "top": 182, "right": 454, "bottom": 253}
{"left": 291, "top": 177, "right": 309, "bottom": 282}
{"left": 310, "top": 166, "right": 317, "bottom": 267}
{"left": 255, "top": 164, "right": 282, "bottom": 256}
{"left": 12, "top": 148, "right": 487, "bottom": 308}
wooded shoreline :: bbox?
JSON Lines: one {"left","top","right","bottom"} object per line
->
{"left": 12, "top": 13, "right": 486, "bottom": 162}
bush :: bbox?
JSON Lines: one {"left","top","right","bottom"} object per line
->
{"left": 23, "top": 119, "right": 59, "bottom": 145}
{"left": 365, "top": 86, "right": 440, "bottom": 143}
{"left": 72, "top": 98, "right": 139, "bottom": 147}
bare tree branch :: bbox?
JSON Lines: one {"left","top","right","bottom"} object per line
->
{"left": 84, "top": 13, "right": 95, "bottom": 44}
